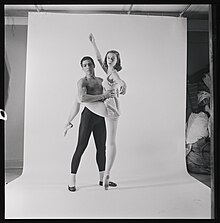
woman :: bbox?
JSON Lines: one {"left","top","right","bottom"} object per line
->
{"left": 64, "top": 33, "right": 127, "bottom": 190}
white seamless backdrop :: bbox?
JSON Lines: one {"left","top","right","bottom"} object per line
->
{"left": 5, "top": 12, "right": 211, "bottom": 218}
{"left": 23, "top": 12, "right": 187, "bottom": 181}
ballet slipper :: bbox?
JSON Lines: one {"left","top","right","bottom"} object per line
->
{"left": 99, "top": 181, "right": 117, "bottom": 187}
{"left": 68, "top": 185, "right": 76, "bottom": 192}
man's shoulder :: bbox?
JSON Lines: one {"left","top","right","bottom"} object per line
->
{"left": 77, "top": 76, "right": 103, "bottom": 85}
{"left": 77, "top": 77, "right": 87, "bottom": 86}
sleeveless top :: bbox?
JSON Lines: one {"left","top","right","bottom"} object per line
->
{"left": 102, "top": 74, "right": 121, "bottom": 118}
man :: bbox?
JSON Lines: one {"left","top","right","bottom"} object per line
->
{"left": 65, "top": 56, "right": 118, "bottom": 192}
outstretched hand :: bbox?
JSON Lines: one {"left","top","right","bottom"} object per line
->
{"left": 89, "top": 33, "right": 95, "bottom": 43}
{"left": 64, "top": 123, "right": 73, "bottom": 137}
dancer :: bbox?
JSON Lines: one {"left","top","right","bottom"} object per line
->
{"left": 64, "top": 34, "right": 127, "bottom": 190}
{"left": 88, "top": 33, "right": 127, "bottom": 190}
{"left": 65, "top": 56, "right": 117, "bottom": 192}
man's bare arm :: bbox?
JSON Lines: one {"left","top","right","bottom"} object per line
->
{"left": 77, "top": 79, "right": 114, "bottom": 103}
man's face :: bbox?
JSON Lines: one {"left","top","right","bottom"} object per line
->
{"left": 81, "top": 59, "right": 94, "bottom": 75}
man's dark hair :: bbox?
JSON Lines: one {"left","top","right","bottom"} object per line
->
{"left": 80, "top": 56, "right": 95, "bottom": 68}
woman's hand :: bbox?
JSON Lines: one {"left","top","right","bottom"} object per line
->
{"left": 64, "top": 122, "right": 73, "bottom": 136}
{"left": 111, "top": 72, "right": 127, "bottom": 95}
{"left": 89, "top": 33, "right": 95, "bottom": 43}
{"left": 120, "top": 84, "right": 126, "bottom": 95}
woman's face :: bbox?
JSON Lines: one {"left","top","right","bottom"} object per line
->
{"left": 106, "top": 52, "right": 117, "bottom": 68}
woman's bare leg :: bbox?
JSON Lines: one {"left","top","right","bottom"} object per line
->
{"left": 104, "top": 118, "right": 118, "bottom": 190}
{"left": 104, "top": 98, "right": 120, "bottom": 116}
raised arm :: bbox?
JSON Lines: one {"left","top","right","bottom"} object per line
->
{"left": 89, "top": 33, "right": 107, "bottom": 74}
{"left": 77, "top": 78, "right": 114, "bottom": 102}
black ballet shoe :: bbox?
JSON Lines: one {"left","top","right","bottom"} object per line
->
{"left": 68, "top": 185, "right": 76, "bottom": 192}
{"left": 108, "top": 181, "right": 117, "bottom": 187}
{"left": 99, "top": 181, "right": 117, "bottom": 187}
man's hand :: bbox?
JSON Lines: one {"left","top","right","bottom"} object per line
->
{"left": 89, "top": 33, "right": 95, "bottom": 43}
{"left": 103, "top": 90, "right": 116, "bottom": 100}
{"left": 64, "top": 123, "right": 73, "bottom": 136}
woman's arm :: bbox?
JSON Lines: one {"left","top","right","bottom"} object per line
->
{"left": 89, "top": 33, "right": 107, "bottom": 74}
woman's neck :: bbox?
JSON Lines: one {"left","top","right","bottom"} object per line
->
{"left": 107, "top": 67, "right": 114, "bottom": 74}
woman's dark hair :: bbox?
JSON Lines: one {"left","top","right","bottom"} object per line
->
{"left": 80, "top": 56, "right": 95, "bottom": 68}
{"left": 104, "top": 50, "right": 122, "bottom": 72}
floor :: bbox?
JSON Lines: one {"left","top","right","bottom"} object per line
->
{"left": 5, "top": 168, "right": 23, "bottom": 184}
{"left": 5, "top": 170, "right": 211, "bottom": 218}
{"left": 189, "top": 172, "right": 211, "bottom": 188}
{"left": 5, "top": 168, "right": 211, "bottom": 188}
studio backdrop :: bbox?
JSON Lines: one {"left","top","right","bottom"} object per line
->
{"left": 22, "top": 12, "right": 187, "bottom": 184}
{"left": 6, "top": 12, "right": 212, "bottom": 219}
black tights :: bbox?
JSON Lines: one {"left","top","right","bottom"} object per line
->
{"left": 71, "top": 107, "right": 106, "bottom": 174}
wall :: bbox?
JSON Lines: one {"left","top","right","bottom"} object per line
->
{"left": 5, "top": 25, "right": 27, "bottom": 168}
{"left": 4, "top": 18, "right": 209, "bottom": 170}
{"left": 187, "top": 31, "right": 209, "bottom": 77}
{"left": 186, "top": 21, "right": 209, "bottom": 119}
{"left": 22, "top": 13, "right": 187, "bottom": 182}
